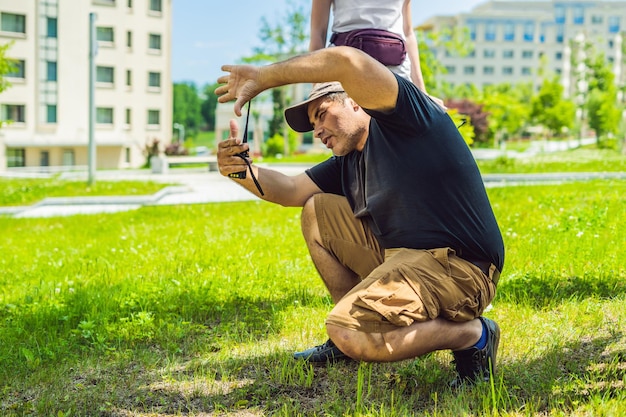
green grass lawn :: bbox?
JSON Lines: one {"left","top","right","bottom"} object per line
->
{"left": 0, "top": 177, "right": 172, "bottom": 207}
{"left": 1, "top": 174, "right": 626, "bottom": 415}
{"left": 259, "top": 146, "right": 626, "bottom": 173}
{"left": 477, "top": 147, "right": 626, "bottom": 174}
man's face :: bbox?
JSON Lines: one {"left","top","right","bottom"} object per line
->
{"left": 307, "top": 96, "right": 367, "bottom": 156}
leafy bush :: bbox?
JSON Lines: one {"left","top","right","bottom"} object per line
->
{"left": 263, "top": 132, "right": 298, "bottom": 157}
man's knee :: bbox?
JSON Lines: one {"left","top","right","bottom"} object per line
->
{"left": 301, "top": 195, "right": 319, "bottom": 241}
{"left": 328, "top": 324, "right": 386, "bottom": 362}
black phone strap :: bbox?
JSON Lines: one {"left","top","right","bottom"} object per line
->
{"left": 232, "top": 101, "right": 264, "bottom": 196}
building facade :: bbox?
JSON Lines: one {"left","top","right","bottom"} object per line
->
{"left": 421, "top": 0, "right": 626, "bottom": 97}
{"left": 0, "top": 0, "right": 172, "bottom": 171}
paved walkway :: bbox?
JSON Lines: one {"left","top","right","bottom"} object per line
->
{"left": 1, "top": 165, "right": 303, "bottom": 218}
{"left": 3, "top": 149, "right": 626, "bottom": 218}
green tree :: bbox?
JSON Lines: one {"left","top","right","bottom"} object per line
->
{"left": 173, "top": 82, "right": 203, "bottom": 139}
{"left": 243, "top": 0, "right": 309, "bottom": 155}
{"left": 200, "top": 83, "right": 219, "bottom": 131}
{"left": 586, "top": 88, "right": 620, "bottom": 144}
{"left": 530, "top": 76, "right": 576, "bottom": 137}
{"left": 482, "top": 83, "right": 533, "bottom": 145}
{"left": 0, "top": 42, "right": 17, "bottom": 95}
{"left": 416, "top": 26, "right": 473, "bottom": 98}
{"left": 583, "top": 51, "right": 621, "bottom": 144}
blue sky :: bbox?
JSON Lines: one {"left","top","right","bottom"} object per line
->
{"left": 171, "top": 0, "right": 489, "bottom": 87}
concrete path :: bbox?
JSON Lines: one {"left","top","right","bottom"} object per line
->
{"left": 1, "top": 165, "right": 302, "bottom": 218}
{"left": 3, "top": 149, "right": 626, "bottom": 219}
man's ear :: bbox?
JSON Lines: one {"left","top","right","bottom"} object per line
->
{"left": 347, "top": 97, "right": 360, "bottom": 112}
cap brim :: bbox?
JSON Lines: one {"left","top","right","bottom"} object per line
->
{"left": 284, "top": 97, "right": 319, "bottom": 133}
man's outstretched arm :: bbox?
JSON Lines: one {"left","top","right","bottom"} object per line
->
{"left": 215, "top": 46, "right": 399, "bottom": 116}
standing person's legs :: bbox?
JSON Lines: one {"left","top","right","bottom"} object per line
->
{"left": 295, "top": 193, "right": 384, "bottom": 362}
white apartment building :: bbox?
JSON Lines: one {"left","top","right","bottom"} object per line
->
{"left": 0, "top": 0, "right": 172, "bottom": 171}
{"left": 421, "top": 0, "right": 626, "bottom": 97}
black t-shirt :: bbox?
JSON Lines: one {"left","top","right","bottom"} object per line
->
{"left": 306, "top": 75, "right": 505, "bottom": 271}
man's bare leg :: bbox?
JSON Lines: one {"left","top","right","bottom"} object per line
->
{"left": 300, "top": 197, "right": 361, "bottom": 303}
{"left": 326, "top": 319, "right": 482, "bottom": 362}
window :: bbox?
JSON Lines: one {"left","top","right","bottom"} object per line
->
{"left": 485, "top": 22, "right": 496, "bottom": 41}
{"left": 47, "top": 17, "right": 57, "bottom": 38}
{"left": 125, "top": 108, "right": 131, "bottom": 125}
{"left": 556, "top": 25, "right": 564, "bottom": 43}
{"left": 555, "top": 5, "right": 565, "bottom": 24}
{"left": 445, "top": 66, "right": 456, "bottom": 75}
{"left": 126, "top": 69, "right": 132, "bottom": 87}
{"left": 555, "top": 52, "right": 563, "bottom": 60}
{"left": 521, "top": 67, "right": 532, "bottom": 76}
{"left": 149, "top": 0, "right": 162, "bottom": 12}
{"left": 127, "top": 0, "right": 133, "bottom": 8}
{"left": 502, "top": 67, "right": 514, "bottom": 75}
{"left": 592, "top": 15, "right": 603, "bottom": 25}
{"left": 463, "top": 66, "right": 475, "bottom": 75}
{"left": 47, "top": 61, "right": 57, "bottom": 81}
{"left": 6, "top": 59, "right": 25, "bottom": 79}
{"left": 148, "top": 71, "right": 161, "bottom": 88}
{"left": 47, "top": 105, "right": 57, "bottom": 123}
{"left": 40, "top": 151, "right": 50, "bottom": 167}
{"left": 96, "top": 26, "right": 114, "bottom": 43}
{"left": 609, "top": 16, "right": 620, "bottom": 34}
{"left": 522, "top": 50, "right": 533, "bottom": 59}
{"left": 125, "top": 147, "right": 131, "bottom": 163}
{"left": 504, "top": 22, "right": 515, "bottom": 41}
{"left": 573, "top": 6, "right": 584, "bottom": 25}
{"left": 503, "top": 50, "right": 514, "bottom": 59}
{"left": 468, "top": 22, "right": 476, "bottom": 41}
{"left": 524, "top": 22, "right": 534, "bottom": 42}
{"left": 483, "top": 66, "right": 494, "bottom": 75}
{"left": 147, "top": 109, "right": 160, "bottom": 125}
{"left": 7, "top": 148, "right": 25, "bottom": 168}
{"left": 126, "top": 30, "right": 132, "bottom": 48}
{"left": 483, "top": 49, "right": 495, "bottom": 58}
{"left": 96, "top": 66, "right": 115, "bottom": 84}
{"left": 1, "top": 13, "right": 26, "bottom": 34}
{"left": 1, "top": 104, "right": 25, "bottom": 122}
{"left": 96, "top": 107, "right": 114, "bottom": 124}
{"left": 148, "top": 33, "right": 161, "bottom": 51}
{"left": 62, "top": 150, "right": 75, "bottom": 166}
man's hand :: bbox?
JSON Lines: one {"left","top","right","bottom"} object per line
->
{"left": 215, "top": 65, "right": 264, "bottom": 117}
{"left": 217, "top": 119, "right": 251, "bottom": 177}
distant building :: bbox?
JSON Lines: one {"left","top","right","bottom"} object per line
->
{"left": 0, "top": 0, "right": 172, "bottom": 172}
{"left": 420, "top": 0, "right": 626, "bottom": 98}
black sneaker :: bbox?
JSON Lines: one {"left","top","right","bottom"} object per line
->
{"left": 450, "top": 317, "right": 500, "bottom": 387}
{"left": 293, "top": 339, "right": 351, "bottom": 363}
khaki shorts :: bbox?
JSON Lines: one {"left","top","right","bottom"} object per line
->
{"left": 314, "top": 193, "right": 498, "bottom": 333}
